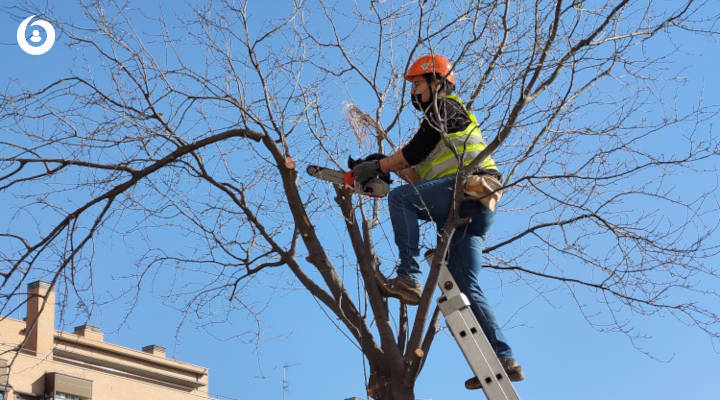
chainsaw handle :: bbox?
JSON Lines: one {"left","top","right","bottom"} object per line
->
{"left": 344, "top": 170, "right": 355, "bottom": 186}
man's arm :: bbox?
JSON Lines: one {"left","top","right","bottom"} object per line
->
{"left": 356, "top": 97, "right": 470, "bottom": 183}
{"left": 379, "top": 151, "right": 410, "bottom": 173}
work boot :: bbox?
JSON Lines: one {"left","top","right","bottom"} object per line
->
{"left": 464, "top": 358, "right": 524, "bottom": 390}
{"left": 374, "top": 270, "right": 421, "bottom": 305}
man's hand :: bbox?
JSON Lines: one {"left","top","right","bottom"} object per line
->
{"left": 352, "top": 160, "right": 382, "bottom": 185}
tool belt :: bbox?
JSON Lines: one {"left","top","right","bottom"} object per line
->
{"left": 464, "top": 168, "right": 503, "bottom": 212}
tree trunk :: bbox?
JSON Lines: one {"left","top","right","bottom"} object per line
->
{"left": 367, "top": 367, "right": 416, "bottom": 400}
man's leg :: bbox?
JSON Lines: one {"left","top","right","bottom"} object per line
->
{"left": 447, "top": 230, "right": 513, "bottom": 360}
{"left": 448, "top": 202, "right": 524, "bottom": 388}
{"left": 387, "top": 176, "right": 455, "bottom": 282}
{"left": 381, "top": 176, "right": 455, "bottom": 303}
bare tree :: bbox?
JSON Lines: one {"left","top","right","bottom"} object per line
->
{"left": 2, "top": 1, "right": 719, "bottom": 399}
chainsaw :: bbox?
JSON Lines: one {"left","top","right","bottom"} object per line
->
{"left": 307, "top": 154, "right": 392, "bottom": 198}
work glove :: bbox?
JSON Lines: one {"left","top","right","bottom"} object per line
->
{"left": 352, "top": 159, "right": 382, "bottom": 185}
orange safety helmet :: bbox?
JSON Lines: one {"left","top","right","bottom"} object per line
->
{"left": 405, "top": 54, "right": 455, "bottom": 84}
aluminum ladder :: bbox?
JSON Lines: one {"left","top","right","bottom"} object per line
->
{"left": 427, "top": 252, "right": 521, "bottom": 400}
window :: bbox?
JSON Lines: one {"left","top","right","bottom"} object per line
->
{"left": 44, "top": 373, "right": 92, "bottom": 400}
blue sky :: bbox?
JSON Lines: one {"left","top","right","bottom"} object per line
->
{"left": 2, "top": 2, "right": 720, "bottom": 400}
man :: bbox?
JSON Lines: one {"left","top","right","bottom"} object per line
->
{"left": 352, "top": 54, "right": 523, "bottom": 389}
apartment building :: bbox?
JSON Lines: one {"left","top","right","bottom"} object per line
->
{"left": 0, "top": 281, "right": 216, "bottom": 400}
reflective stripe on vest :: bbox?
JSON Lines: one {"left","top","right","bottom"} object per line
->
{"left": 413, "top": 95, "right": 497, "bottom": 181}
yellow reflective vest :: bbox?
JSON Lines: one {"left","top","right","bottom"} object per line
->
{"left": 413, "top": 95, "right": 497, "bottom": 181}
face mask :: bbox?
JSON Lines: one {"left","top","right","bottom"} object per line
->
{"left": 411, "top": 93, "right": 425, "bottom": 111}
{"left": 411, "top": 92, "right": 436, "bottom": 112}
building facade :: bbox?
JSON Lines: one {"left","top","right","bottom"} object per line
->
{"left": 0, "top": 281, "right": 215, "bottom": 400}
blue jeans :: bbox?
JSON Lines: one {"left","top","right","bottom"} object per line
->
{"left": 388, "top": 175, "right": 514, "bottom": 360}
